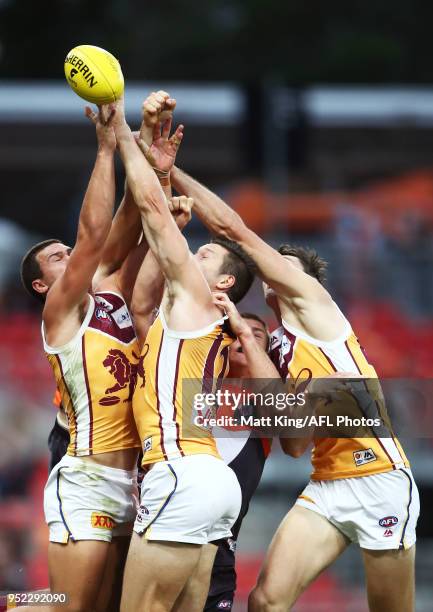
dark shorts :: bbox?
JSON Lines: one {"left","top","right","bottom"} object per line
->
{"left": 47, "top": 417, "right": 70, "bottom": 473}
{"left": 204, "top": 590, "right": 235, "bottom": 611}
{"left": 205, "top": 436, "right": 267, "bottom": 610}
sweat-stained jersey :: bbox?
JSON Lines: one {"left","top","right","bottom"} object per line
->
{"left": 43, "top": 291, "right": 141, "bottom": 457}
{"left": 269, "top": 308, "right": 409, "bottom": 480}
{"left": 133, "top": 310, "right": 233, "bottom": 466}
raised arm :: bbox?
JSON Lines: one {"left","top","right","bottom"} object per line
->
{"left": 43, "top": 105, "right": 117, "bottom": 344}
{"left": 93, "top": 182, "right": 141, "bottom": 287}
{"left": 213, "top": 292, "right": 317, "bottom": 456}
{"left": 131, "top": 196, "right": 193, "bottom": 345}
{"left": 112, "top": 99, "right": 219, "bottom": 330}
{"left": 94, "top": 91, "right": 179, "bottom": 297}
{"left": 171, "top": 167, "right": 325, "bottom": 300}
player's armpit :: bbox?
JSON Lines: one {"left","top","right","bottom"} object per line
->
{"left": 138, "top": 207, "right": 214, "bottom": 312}
{"left": 130, "top": 249, "right": 164, "bottom": 346}
{"left": 279, "top": 436, "right": 312, "bottom": 458}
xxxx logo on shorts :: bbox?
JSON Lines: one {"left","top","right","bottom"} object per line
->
{"left": 91, "top": 513, "right": 116, "bottom": 529}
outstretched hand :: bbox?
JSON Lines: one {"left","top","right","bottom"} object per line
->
{"left": 85, "top": 103, "right": 117, "bottom": 151}
{"left": 137, "top": 117, "right": 184, "bottom": 173}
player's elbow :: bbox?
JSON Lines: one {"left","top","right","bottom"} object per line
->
{"left": 77, "top": 220, "right": 110, "bottom": 251}
{"left": 126, "top": 174, "right": 163, "bottom": 214}
{"left": 214, "top": 209, "right": 246, "bottom": 240}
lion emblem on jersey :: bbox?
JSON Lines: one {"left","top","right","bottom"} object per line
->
{"left": 100, "top": 348, "right": 147, "bottom": 406}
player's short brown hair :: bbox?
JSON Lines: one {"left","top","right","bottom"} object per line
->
{"left": 278, "top": 244, "right": 327, "bottom": 284}
{"left": 20, "top": 239, "right": 63, "bottom": 302}
{"left": 211, "top": 236, "right": 256, "bottom": 303}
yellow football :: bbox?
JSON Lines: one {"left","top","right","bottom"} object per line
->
{"left": 64, "top": 45, "right": 124, "bottom": 105}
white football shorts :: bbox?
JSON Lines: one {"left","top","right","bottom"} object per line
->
{"left": 44, "top": 454, "right": 139, "bottom": 543}
{"left": 296, "top": 468, "right": 419, "bottom": 550}
{"left": 134, "top": 453, "right": 241, "bottom": 544}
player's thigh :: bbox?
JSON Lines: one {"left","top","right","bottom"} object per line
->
{"left": 250, "top": 505, "right": 349, "bottom": 609}
{"left": 362, "top": 545, "right": 415, "bottom": 612}
{"left": 48, "top": 540, "right": 110, "bottom": 611}
{"left": 96, "top": 535, "right": 131, "bottom": 612}
{"left": 120, "top": 533, "right": 202, "bottom": 612}
{"left": 173, "top": 543, "right": 218, "bottom": 612}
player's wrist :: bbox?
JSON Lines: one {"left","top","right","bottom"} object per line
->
{"left": 238, "top": 327, "right": 254, "bottom": 343}
{"left": 114, "top": 122, "right": 132, "bottom": 141}
{"left": 154, "top": 168, "right": 171, "bottom": 187}
{"left": 97, "top": 144, "right": 115, "bottom": 156}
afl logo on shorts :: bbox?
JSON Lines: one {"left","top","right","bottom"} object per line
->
{"left": 217, "top": 601, "right": 232, "bottom": 610}
{"left": 379, "top": 516, "right": 398, "bottom": 528}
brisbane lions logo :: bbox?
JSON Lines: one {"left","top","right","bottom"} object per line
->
{"left": 99, "top": 345, "right": 149, "bottom": 406}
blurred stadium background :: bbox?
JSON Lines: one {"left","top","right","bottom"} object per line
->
{"left": 0, "top": 2, "right": 433, "bottom": 610}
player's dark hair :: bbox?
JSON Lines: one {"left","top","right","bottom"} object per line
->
{"left": 241, "top": 312, "right": 267, "bottom": 330}
{"left": 278, "top": 244, "right": 327, "bottom": 285}
{"left": 241, "top": 312, "right": 270, "bottom": 351}
{"left": 20, "top": 239, "right": 63, "bottom": 303}
{"left": 211, "top": 236, "right": 256, "bottom": 303}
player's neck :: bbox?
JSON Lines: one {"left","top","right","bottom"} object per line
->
{"left": 269, "top": 301, "right": 282, "bottom": 326}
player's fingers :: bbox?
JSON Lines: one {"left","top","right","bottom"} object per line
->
{"left": 154, "top": 92, "right": 167, "bottom": 106}
{"left": 169, "top": 197, "right": 181, "bottom": 212}
{"left": 156, "top": 90, "right": 170, "bottom": 99}
{"left": 137, "top": 138, "right": 151, "bottom": 157}
{"left": 178, "top": 197, "right": 191, "bottom": 212}
{"left": 165, "top": 97, "right": 177, "bottom": 109}
{"left": 213, "top": 292, "right": 230, "bottom": 305}
{"left": 106, "top": 107, "right": 116, "bottom": 125}
{"left": 84, "top": 106, "right": 98, "bottom": 125}
{"left": 162, "top": 117, "right": 172, "bottom": 139}
{"left": 144, "top": 102, "right": 158, "bottom": 115}
{"left": 153, "top": 121, "right": 162, "bottom": 139}
{"left": 98, "top": 104, "right": 109, "bottom": 124}
{"left": 170, "top": 125, "right": 184, "bottom": 147}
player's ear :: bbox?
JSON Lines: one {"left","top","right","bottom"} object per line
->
{"left": 32, "top": 278, "right": 49, "bottom": 295}
{"left": 216, "top": 274, "right": 235, "bottom": 291}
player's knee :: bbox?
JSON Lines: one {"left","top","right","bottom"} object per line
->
{"left": 248, "top": 584, "right": 286, "bottom": 612}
